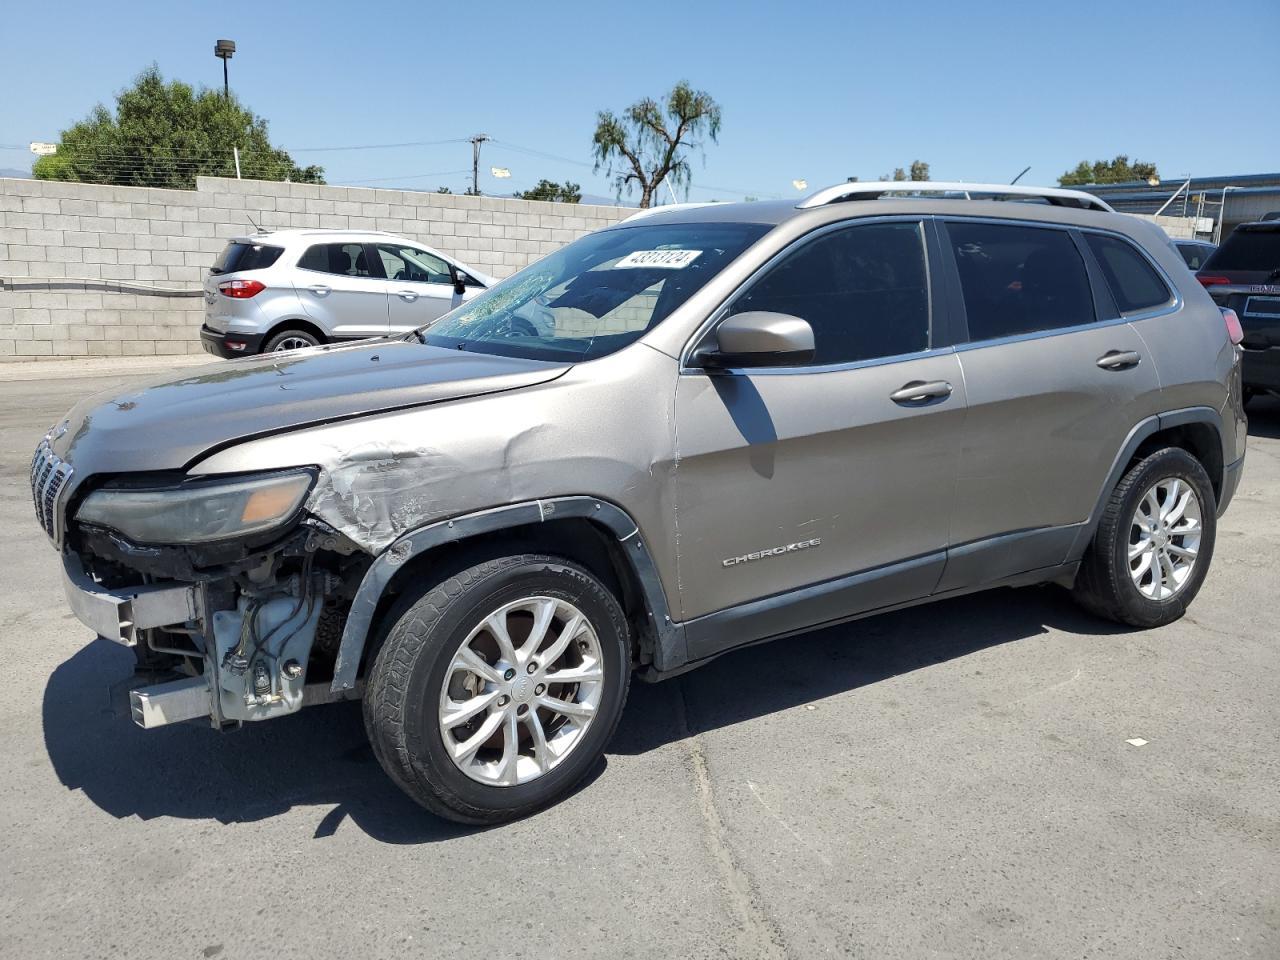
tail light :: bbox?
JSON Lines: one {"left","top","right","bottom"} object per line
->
{"left": 218, "top": 279, "right": 266, "bottom": 299}
{"left": 1221, "top": 307, "right": 1244, "bottom": 345}
{"left": 1197, "top": 275, "right": 1231, "bottom": 288}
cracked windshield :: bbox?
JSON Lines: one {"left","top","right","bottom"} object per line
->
{"left": 419, "top": 222, "right": 769, "bottom": 361}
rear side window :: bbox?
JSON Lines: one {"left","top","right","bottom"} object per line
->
{"left": 947, "top": 222, "right": 1094, "bottom": 341}
{"left": 210, "top": 241, "right": 283, "bottom": 275}
{"left": 1203, "top": 228, "right": 1280, "bottom": 272}
{"left": 296, "top": 242, "right": 377, "bottom": 277}
{"left": 729, "top": 221, "right": 930, "bottom": 365}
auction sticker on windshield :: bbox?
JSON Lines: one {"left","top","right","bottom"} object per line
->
{"left": 615, "top": 249, "right": 702, "bottom": 269}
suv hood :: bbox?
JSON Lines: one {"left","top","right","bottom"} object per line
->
{"left": 50, "top": 339, "right": 571, "bottom": 476}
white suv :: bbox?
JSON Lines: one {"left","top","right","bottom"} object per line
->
{"left": 200, "top": 229, "right": 498, "bottom": 355}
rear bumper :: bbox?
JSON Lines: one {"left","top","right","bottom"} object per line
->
{"left": 1241, "top": 346, "right": 1280, "bottom": 392}
{"left": 200, "top": 324, "right": 265, "bottom": 358}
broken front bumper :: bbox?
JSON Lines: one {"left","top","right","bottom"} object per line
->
{"left": 62, "top": 552, "right": 354, "bottom": 729}
{"left": 61, "top": 552, "right": 202, "bottom": 646}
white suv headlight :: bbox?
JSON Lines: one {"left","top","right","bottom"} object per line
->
{"left": 76, "top": 470, "right": 315, "bottom": 545}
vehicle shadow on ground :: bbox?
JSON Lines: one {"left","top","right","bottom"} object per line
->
{"left": 44, "top": 583, "right": 1124, "bottom": 843}
{"left": 40, "top": 638, "right": 519, "bottom": 845}
{"left": 611, "top": 585, "right": 1128, "bottom": 754}
{"left": 1245, "top": 395, "right": 1279, "bottom": 439}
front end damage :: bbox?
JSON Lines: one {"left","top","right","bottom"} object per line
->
{"left": 62, "top": 517, "right": 368, "bottom": 729}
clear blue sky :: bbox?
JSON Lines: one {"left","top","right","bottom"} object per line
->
{"left": 3, "top": 0, "right": 1277, "bottom": 201}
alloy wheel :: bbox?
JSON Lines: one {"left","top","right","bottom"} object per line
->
{"left": 437, "top": 596, "right": 604, "bottom": 787}
{"left": 272, "top": 336, "right": 314, "bottom": 352}
{"left": 1128, "top": 477, "right": 1203, "bottom": 601}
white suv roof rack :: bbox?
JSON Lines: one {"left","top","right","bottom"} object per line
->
{"left": 797, "top": 181, "right": 1114, "bottom": 213}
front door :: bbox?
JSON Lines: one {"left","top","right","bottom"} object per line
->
{"left": 374, "top": 242, "right": 466, "bottom": 332}
{"left": 672, "top": 219, "right": 966, "bottom": 658}
{"left": 293, "top": 241, "right": 390, "bottom": 339}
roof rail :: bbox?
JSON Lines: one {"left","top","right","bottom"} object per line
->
{"left": 797, "top": 181, "right": 1115, "bottom": 213}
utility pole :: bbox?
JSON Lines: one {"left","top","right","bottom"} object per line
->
{"left": 469, "top": 134, "right": 490, "bottom": 196}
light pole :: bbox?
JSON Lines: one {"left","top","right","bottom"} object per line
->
{"left": 214, "top": 39, "right": 236, "bottom": 99}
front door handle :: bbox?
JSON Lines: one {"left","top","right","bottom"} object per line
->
{"left": 397, "top": 290, "right": 419, "bottom": 302}
{"left": 1096, "top": 350, "right": 1141, "bottom": 370}
{"left": 307, "top": 284, "right": 331, "bottom": 296}
{"left": 890, "top": 380, "right": 953, "bottom": 404}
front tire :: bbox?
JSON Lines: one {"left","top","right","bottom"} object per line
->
{"left": 363, "top": 555, "right": 631, "bottom": 824}
{"left": 1072, "top": 447, "right": 1216, "bottom": 627}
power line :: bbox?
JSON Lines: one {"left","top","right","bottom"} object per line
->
{"left": 286, "top": 137, "right": 470, "bottom": 153}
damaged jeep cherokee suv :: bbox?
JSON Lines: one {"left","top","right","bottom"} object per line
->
{"left": 36, "top": 182, "right": 1247, "bottom": 824}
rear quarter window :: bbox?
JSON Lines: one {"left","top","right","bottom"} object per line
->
{"left": 210, "top": 241, "right": 283, "bottom": 274}
{"left": 1084, "top": 234, "right": 1173, "bottom": 315}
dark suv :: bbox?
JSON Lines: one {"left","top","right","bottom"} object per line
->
{"left": 1198, "top": 219, "right": 1280, "bottom": 401}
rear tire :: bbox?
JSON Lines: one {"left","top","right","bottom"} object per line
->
{"left": 1072, "top": 447, "right": 1216, "bottom": 628}
{"left": 263, "top": 328, "right": 321, "bottom": 353}
{"left": 363, "top": 554, "right": 631, "bottom": 824}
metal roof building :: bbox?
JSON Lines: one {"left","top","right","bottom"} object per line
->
{"left": 1076, "top": 173, "right": 1280, "bottom": 241}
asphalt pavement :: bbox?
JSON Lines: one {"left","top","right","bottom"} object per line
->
{"left": 1, "top": 357, "right": 1277, "bottom": 959}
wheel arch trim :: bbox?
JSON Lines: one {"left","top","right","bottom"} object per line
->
{"left": 1067, "top": 405, "right": 1224, "bottom": 562}
{"left": 330, "top": 497, "right": 683, "bottom": 692}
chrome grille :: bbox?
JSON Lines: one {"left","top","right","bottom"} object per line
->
{"left": 30, "top": 438, "right": 73, "bottom": 547}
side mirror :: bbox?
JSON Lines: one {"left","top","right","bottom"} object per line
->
{"left": 453, "top": 273, "right": 468, "bottom": 296}
{"left": 695, "top": 311, "right": 815, "bottom": 369}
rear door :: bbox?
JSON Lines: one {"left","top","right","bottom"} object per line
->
{"left": 936, "top": 218, "right": 1161, "bottom": 590}
{"left": 373, "top": 242, "right": 465, "bottom": 332}
{"left": 292, "top": 241, "right": 390, "bottom": 339}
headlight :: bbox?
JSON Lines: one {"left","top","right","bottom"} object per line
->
{"left": 76, "top": 469, "right": 315, "bottom": 545}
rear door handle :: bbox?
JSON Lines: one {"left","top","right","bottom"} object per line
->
{"left": 1096, "top": 350, "right": 1141, "bottom": 370}
{"left": 397, "top": 290, "right": 419, "bottom": 302}
{"left": 890, "top": 380, "right": 953, "bottom": 404}
{"left": 307, "top": 284, "right": 331, "bottom": 296}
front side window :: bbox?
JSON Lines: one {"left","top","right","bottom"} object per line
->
{"left": 420, "top": 222, "right": 769, "bottom": 362}
{"left": 947, "top": 222, "right": 1095, "bottom": 341}
{"left": 296, "top": 242, "right": 376, "bottom": 278}
{"left": 377, "top": 244, "right": 452, "bottom": 284}
{"left": 1086, "top": 233, "right": 1173, "bottom": 314}
{"left": 728, "top": 221, "right": 930, "bottom": 365}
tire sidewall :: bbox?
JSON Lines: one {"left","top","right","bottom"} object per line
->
{"left": 395, "top": 558, "right": 629, "bottom": 816}
{"left": 1109, "top": 449, "right": 1217, "bottom": 622}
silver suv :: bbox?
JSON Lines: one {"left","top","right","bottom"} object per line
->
{"left": 37, "top": 182, "right": 1247, "bottom": 824}
{"left": 200, "top": 229, "right": 496, "bottom": 355}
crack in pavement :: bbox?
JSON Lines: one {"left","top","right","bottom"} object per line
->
{"left": 675, "top": 679, "right": 792, "bottom": 960}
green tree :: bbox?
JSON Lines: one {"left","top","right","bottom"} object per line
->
{"left": 1058, "top": 155, "right": 1159, "bottom": 186}
{"left": 909, "top": 160, "right": 930, "bottom": 181}
{"left": 516, "top": 179, "right": 583, "bottom": 203}
{"left": 592, "top": 80, "right": 722, "bottom": 208}
{"left": 32, "top": 65, "right": 323, "bottom": 189}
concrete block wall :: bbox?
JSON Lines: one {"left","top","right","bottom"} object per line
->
{"left": 0, "top": 176, "right": 630, "bottom": 360}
